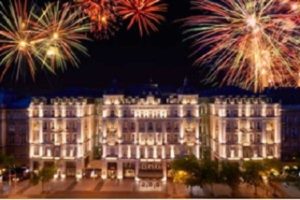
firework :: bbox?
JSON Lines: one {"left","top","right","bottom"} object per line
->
{"left": 75, "top": 0, "right": 120, "bottom": 39}
{"left": 117, "top": 0, "right": 167, "bottom": 36}
{"left": 183, "top": 0, "right": 300, "bottom": 92}
{"left": 34, "top": 2, "right": 90, "bottom": 70}
{"left": 0, "top": 0, "right": 44, "bottom": 80}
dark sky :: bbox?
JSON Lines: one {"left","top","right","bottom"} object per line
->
{"left": 1, "top": 0, "right": 208, "bottom": 92}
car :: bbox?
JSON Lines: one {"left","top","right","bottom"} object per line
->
{"left": 2, "top": 166, "right": 30, "bottom": 182}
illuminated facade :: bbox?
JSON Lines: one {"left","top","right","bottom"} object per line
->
{"left": 28, "top": 97, "right": 95, "bottom": 180}
{"left": 0, "top": 84, "right": 285, "bottom": 189}
{"left": 209, "top": 96, "right": 281, "bottom": 160}
{"left": 99, "top": 88, "right": 201, "bottom": 190}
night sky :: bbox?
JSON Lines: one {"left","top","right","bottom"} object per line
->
{"left": 1, "top": 0, "right": 209, "bottom": 92}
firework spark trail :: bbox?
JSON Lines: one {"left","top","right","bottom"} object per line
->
{"left": 117, "top": 0, "right": 167, "bottom": 37}
{"left": 75, "top": 0, "right": 120, "bottom": 39}
{"left": 34, "top": 2, "right": 90, "bottom": 70}
{"left": 0, "top": 0, "right": 90, "bottom": 81}
{"left": 0, "top": 0, "right": 45, "bottom": 80}
{"left": 183, "top": 0, "right": 300, "bottom": 92}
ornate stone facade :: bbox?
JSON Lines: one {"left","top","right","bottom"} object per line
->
{"left": 209, "top": 96, "right": 281, "bottom": 160}
{"left": 28, "top": 97, "right": 95, "bottom": 180}
{"left": 99, "top": 93, "right": 201, "bottom": 189}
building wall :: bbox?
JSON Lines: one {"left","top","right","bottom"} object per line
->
{"left": 209, "top": 96, "right": 281, "bottom": 161}
{"left": 28, "top": 97, "right": 95, "bottom": 180}
{"left": 0, "top": 108, "right": 6, "bottom": 154}
{"left": 5, "top": 109, "right": 29, "bottom": 166}
{"left": 100, "top": 94, "right": 201, "bottom": 182}
{"left": 281, "top": 105, "right": 300, "bottom": 161}
{"left": 199, "top": 99, "right": 211, "bottom": 159}
{"left": 0, "top": 91, "right": 284, "bottom": 183}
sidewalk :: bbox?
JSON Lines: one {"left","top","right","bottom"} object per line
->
{"left": 167, "top": 182, "right": 189, "bottom": 198}
{"left": 276, "top": 182, "right": 300, "bottom": 198}
{"left": 100, "top": 179, "right": 135, "bottom": 192}
{"left": 72, "top": 179, "right": 101, "bottom": 191}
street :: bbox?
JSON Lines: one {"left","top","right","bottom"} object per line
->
{"left": 0, "top": 178, "right": 297, "bottom": 198}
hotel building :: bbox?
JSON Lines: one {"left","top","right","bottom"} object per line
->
{"left": 99, "top": 84, "right": 201, "bottom": 190}
{"left": 0, "top": 84, "right": 285, "bottom": 191}
{"left": 28, "top": 97, "right": 96, "bottom": 180}
{"left": 209, "top": 96, "right": 281, "bottom": 160}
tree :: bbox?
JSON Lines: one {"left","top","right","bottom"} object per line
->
{"left": 242, "top": 160, "right": 264, "bottom": 196}
{"left": 220, "top": 161, "right": 241, "bottom": 197}
{"left": 171, "top": 155, "right": 220, "bottom": 197}
{"left": 171, "top": 155, "right": 203, "bottom": 188}
{"left": 262, "top": 159, "right": 282, "bottom": 180}
{"left": 200, "top": 159, "right": 219, "bottom": 196}
{"left": 30, "top": 166, "right": 56, "bottom": 193}
{"left": 0, "top": 154, "right": 15, "bottom": 168}
{"left": 0, "top": 154, "right": 16, "bottom": 185}
{"left": 171, "top": 155, "right": 200, "bottom": 173}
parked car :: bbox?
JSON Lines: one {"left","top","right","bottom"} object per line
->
{"left": 2, "top": 166, "right": 30, "bottom": 182}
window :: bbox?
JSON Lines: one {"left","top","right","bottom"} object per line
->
{"left": 54, "top": 146, "right": 60, "bottom": 157}
{"left": 34, "top": 146, "right": 39, "bottom": 156}
{"left": 156, "top": 123, "right": 162, "bottom": 132}
{"left": 186, "top": 110, "right": 192, "bottom": 117}
{"left": 148, "top": 122, "right": 154, "bottom": 132}
{"left": 139, "top": 123, "right": 145, "bottom": 132}
{"left": 110, "top": 110, "right": 115, "bottom": 117}
{"left": 267, "top": 108, "right": 274, "bottom": 116}
{"left": 267, "top": 146, "right": 274, "bottom": 156}
{"left": 130, "top": 123, "right": 135, "bottom": 132}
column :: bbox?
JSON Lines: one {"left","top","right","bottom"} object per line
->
{"left": 103, "top": 124, "right": 107, "bottom": 138}
{"left": 101, "top": 160, "right": 107, "bottom": 179}
{"left": 195, "top": 144, "right": 200, "bottom": 159}
{"left": 274, "top": 118, "right": 281, "bottom": 144}
{"left": 162, "top": 146, "right": 166, "bottom": 159}
{"left": 118, "top": 145, "right": 122, "bottom": 158}
{"left": 61, "top": 145, "right": 66, "bottom": 157}
{"left": 170, "top": 145, "right": 175, "bottom": 159}
{"left": 39, "top": 145, "right": 43, "bottom": 157}
{"left": 262, "top": 145, "right": 267, "bottom": 158}
{"left": 127, "top": 145, "right": 131, "bottom": 158}
{"left": 153, "top": 146, "right": 157, "bottom": 159}
{"left": 102, "top": 145, "right": 107, "bottom": 158}
{"left": 60, "top": 162, "right": 66, "bottom": 180}
{"left": 76, "top": 159, "right": 83, "bottom": 181}
{"left": 220, "top": 145, "right": 226, "bottom": 158}
{"left": 261, "top": 120, "right": 266, "bottom": 143}
{"left": 179, "top": 122, "right": 184, "bottom": 144}
{"left": 117, "top": 121, "right": 122, "bottom": 139}
{"left": 135, "top": 161, "right": 139, "bottom": 181}
{"left": 136, "top": 145, "right": 140, "bottom": 159}
{"left": 163, "top": 123, "right": 167, "bottom": 144}
{"left": 162, "top": 161, "right": 167, "bottom": 181}
{"left": 164, "top": 132, "right": 168, "bottom": 144}
{"left": 145, "top": 147, "right": 148, "bottom": 159}
{"left": 134, "top": 121, "right": 138, "bottom": 144}
{"left": 117, "top": 161, "right": 123, "bottom": 179}
{"left": 238, "top": 145, "right": 243, "bottom": 159}
{"left": 221, "top": 120, "right": 226, "bottom": 143}
{"left": 195, "top": 122, "right": 200, "bottom": 140}
{"left": 39, "top": 120, "right": 43, "bottom": 144}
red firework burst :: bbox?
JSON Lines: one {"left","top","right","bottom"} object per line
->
{"left": 117, "top": 0, "right": 167, "bottom": 36}
{"left": 75, "top": 0, "right": 120, "bottom": 39}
